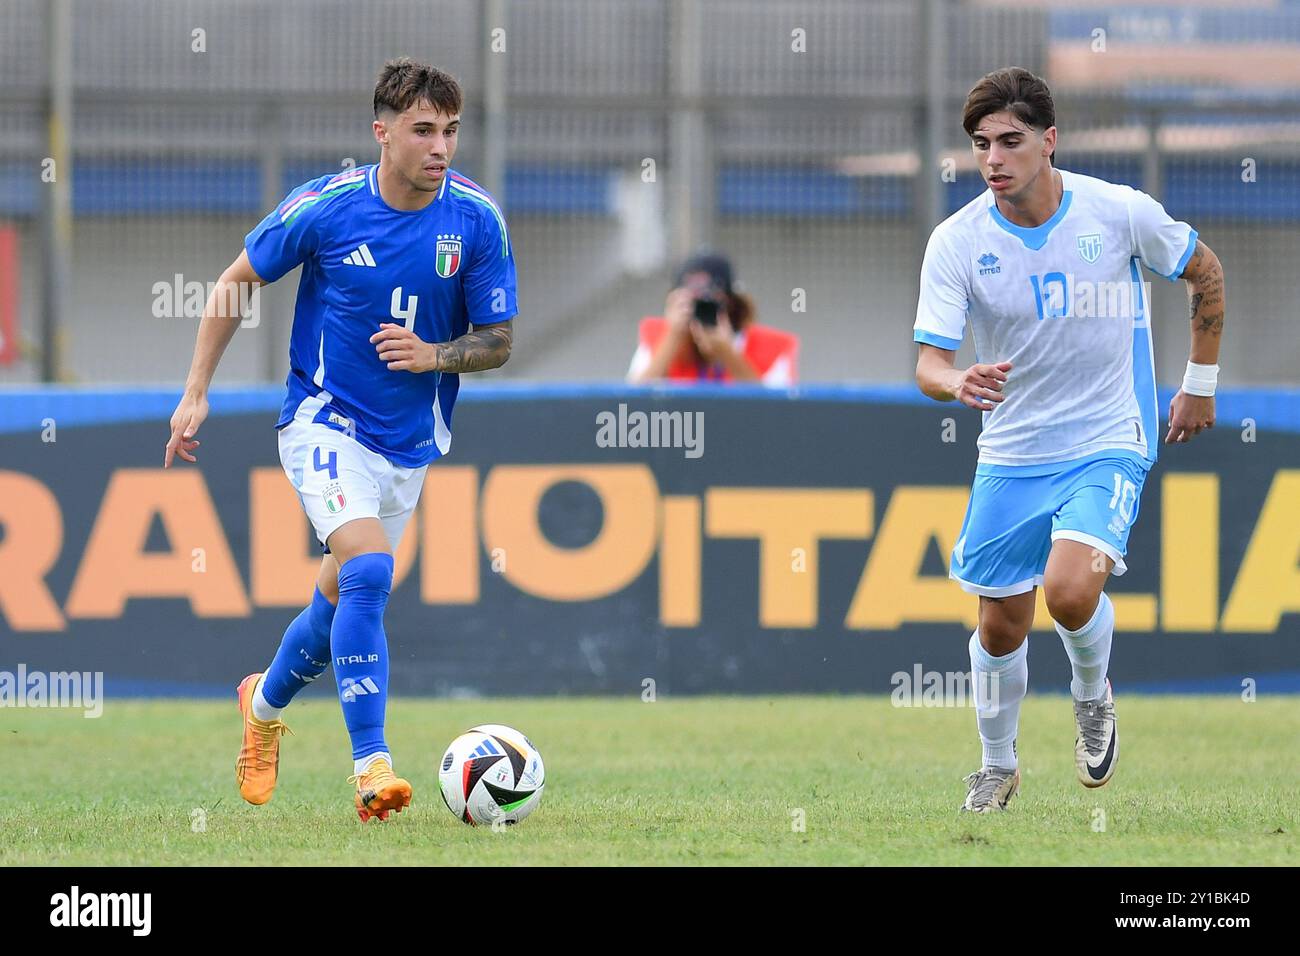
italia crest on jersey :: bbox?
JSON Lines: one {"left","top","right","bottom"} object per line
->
{"left": 1077, "top": 233, "right": 1102, "bottom": 264}
{"left": 322, "top": 481, "right": 347, "bottom": 514}
{"left": 435, "top": 235, "right": 463, "bottom": 278}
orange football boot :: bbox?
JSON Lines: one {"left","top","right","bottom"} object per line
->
{"left": 349, "top": 757, "right": 412, "bottom": 822}
{"left": 235, "top": 673, "right": 293, "bottom": 805}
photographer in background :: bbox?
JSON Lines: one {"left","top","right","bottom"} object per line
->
{"left": 626, "top": 253, "right": 798, "bottom": 385}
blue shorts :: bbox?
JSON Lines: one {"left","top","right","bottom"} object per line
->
{"left": 949, "top": 450, "right": 1152, "bottom": 598}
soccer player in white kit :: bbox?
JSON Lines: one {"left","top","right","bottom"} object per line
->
{"left": 912, "top": 68, "right": 1226, "bottom": 812}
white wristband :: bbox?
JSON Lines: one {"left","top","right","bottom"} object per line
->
{"left": 1182, "top": 361, "right": 1219, "bottom": 397}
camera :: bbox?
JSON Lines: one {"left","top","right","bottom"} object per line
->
{"left": 692, "top": 298, "right": 720, "bottom": 327}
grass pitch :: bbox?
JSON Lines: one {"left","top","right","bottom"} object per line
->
{"left": 1, "top": 694, "right": 1295, "bottom": 866}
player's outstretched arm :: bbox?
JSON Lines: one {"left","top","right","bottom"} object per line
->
{"left": 371, "top": 319, "right": 513, "bottom": 374}
{"left": 164, "top": 250, "right": 266, "bottom": 467}
{"left": 1166, "top": 239, "right": 1224, "bottom": 444}
{"left": 915, "top": 343, "right": 1012, "bottom": 411}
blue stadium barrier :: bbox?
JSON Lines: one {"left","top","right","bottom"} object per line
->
{"left": 2, "top": 383, "right": 1299, "bottom": 434}
{"left": 1, "top": 384, "right": 1297, "bottom": 697}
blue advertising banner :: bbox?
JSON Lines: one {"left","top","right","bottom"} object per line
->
{"left": 0, "top": 385, "right": 1297, "bottom": 697}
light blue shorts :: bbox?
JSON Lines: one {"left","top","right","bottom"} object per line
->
{"left": 949, "top": 450, "right": 1152, "bottom": 598}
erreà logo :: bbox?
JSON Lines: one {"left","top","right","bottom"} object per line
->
{"left": 436, "top": 234, "right": 463, "bottom": 278}
{"left": 978, "top": 252, "right": 1001, "bottom": 276}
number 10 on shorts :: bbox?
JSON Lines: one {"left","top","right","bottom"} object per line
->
{"left": 1107, "top": 471, "right": 1137, "bottom": 535}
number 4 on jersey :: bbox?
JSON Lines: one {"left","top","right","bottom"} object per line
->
{"left": 391, "top": 287, "right": 418, "bottom": 331}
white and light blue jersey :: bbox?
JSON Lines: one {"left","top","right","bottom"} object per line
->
{"left": 913, "top": 168, "right": 1197, "bottom": 468}
{"left": 246, "top": 164, "right": 517, "bottom": 468}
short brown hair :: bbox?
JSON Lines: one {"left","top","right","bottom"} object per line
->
{"left": 962, "top": 67, "right": 1056, "bottom": 159}
{"left": 373, "top": 57, "right": 462, "bottom": 119}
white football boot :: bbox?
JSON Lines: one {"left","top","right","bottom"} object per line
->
{"left": 960, "top": 766, "right": 1020, "bottom": 813}
{"left": 1074, "top": 678, "right": 1118, "bottom": 788}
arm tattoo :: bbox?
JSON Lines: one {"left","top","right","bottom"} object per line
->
{"left": 432, "top": 321, "right": 513, "bottom": 373}
{"left": 1185, "top": 242, "right": 1225, "bottom": 337}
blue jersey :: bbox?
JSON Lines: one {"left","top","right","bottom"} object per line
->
{"left": 245, "top": 164, "right": 517, "bottom": 467}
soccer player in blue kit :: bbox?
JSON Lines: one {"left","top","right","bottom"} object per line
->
{"left": 913, "top": 69, "right": 1226, "bottom": 812}
{"left": 165, "top": 59, "right": 518, "bottom": 821}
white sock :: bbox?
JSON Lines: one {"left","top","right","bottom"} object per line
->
{"left": 969, "top": 629, "right": 1028, "bottom": 770}
{"left": 1055, "top": 591, "right": 1113, "bottom": 701}
{"left": 355, "top": 751, "right": 392, "bottom": 776}
{"left": 251, "top": 676, "right": 284, "bottom": 722}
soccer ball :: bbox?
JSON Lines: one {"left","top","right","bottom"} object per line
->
{"left": 438, "top": 724, "right": 545, "bottom": 827}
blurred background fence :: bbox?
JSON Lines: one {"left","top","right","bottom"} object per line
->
{"left": 1, "top": 0, "right": 1297, "bottom": 386}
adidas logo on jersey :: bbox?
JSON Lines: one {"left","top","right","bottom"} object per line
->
{"left": 342, "top": 243, "right": 377, "bottom": 267}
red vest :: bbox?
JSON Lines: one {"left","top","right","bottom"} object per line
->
{"left": 637, "top": 317, "right": 799, "bottom": 382}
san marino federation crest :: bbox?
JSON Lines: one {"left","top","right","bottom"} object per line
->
{"left": 1077, "top": 233, "right": 1102, "bottom": 264}
{"left": 322, "top": 481, "right": 347, "bottom": 514}
{"left": 435, "top": 234, "right": 463, "bottom": 278}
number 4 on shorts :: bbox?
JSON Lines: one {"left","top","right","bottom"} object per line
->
{"left": 313, "top": 446, "right": 338, "bottom": 480}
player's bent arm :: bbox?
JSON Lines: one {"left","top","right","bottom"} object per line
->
{"left": 182, "top": 249, "right": 266, "bottom": 399}
{"left": 915, "top": 344, "right": 1012, "bottom": 411}
{"left": 1178, "top": 239, "right": 1225, "bottom": 366}
{"left": 432, "top": 319, "right": 513, "bottom": 373}
{"left": 915, "top": 343, "right": 962, "bottom": 401}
